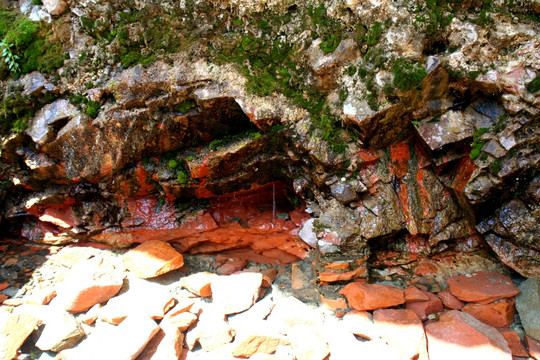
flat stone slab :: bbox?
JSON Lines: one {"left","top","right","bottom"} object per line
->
{"left": 211, "top": 272, "right": 262, "bottom": 315}
{"left": 123, "top": 240, "right": 184, "bottom": 279}
{"left": 425, "top": 310, "right": 512, "bottom": 360}
{"left": 340, "top": 283, "right": 405, "bottom": 311}
{"left": 447, "top": 271, "right": 520, "bottom": 304}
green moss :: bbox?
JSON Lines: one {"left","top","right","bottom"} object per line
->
{"left": 392, "top": 58, "right": 427, "bottom": 91}
{"left": 489, "top": 158, "right": 503, "bottom": 174}
{"left": 366, "top": 22, "right": 383, "bottom": 46}
{"left": 85, "top": 101, "right": 101, "bottom": 118}
{"left": 320, "top": 34, "right": 341, "bottom": 54}
{"left": 0, "top": 9, "right": 65, "bottom": 75}
{"left": 176, "top": 99, "right": 197, "bottom": 113}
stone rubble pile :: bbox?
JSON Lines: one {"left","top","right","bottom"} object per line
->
{"left": 0, "top": 240, "right": 539, "bottom": 360}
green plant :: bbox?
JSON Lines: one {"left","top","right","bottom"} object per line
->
{"left": 176, "top": 100, "right": 196, "bottom": 113}
{"left": 320, "top": 34, "right": 341, "bottom": 54}
{"left": 85, "top": 101, "right": 100, "bottom": 118}
{"left": 177, "top": 171, "right": 188, "bottom": 185}
{"left": 168, "top": 159, "right": 178, "bottom": 169}
{"left": 392, "top": 58, "right": 427, "bottom": 91}
{"left": 489, "top": 158, "right": 503, "bottom": 174}
{"left": 470, "top": 128, "right": 489, "bottom": 159}
{"left": 0, "top": 41, "right": 20, "bottom": 73}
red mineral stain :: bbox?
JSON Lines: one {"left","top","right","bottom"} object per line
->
{"left": 390, "top": 142, "right": 410, "bottom": 179}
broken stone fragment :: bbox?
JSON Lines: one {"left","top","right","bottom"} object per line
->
{"left": 54, "top": 257, "right": 125, "bottom": 314}
{"left": 35, "top": 309, "right": 85, "bottom": 352}
{"left": 0, "top": 313, "right": 40, "bottom": 360}
{"left": 425, "top": 310, "right": 512, "bottom": 360}
{"left": 329, "top": 182, "right": 357, "bottom": 204}
{"left": 339, "top": 283, "right": 405, "bottom": 311}
{"left": 42, "top": 0, "right": 68, "bottom": 15}
{"left": 123, "top": 240, "right": 184, "bottom": 279}
{"left": 373, "top": 309, "right": 428, "bottom": 360}
{"left": 405, "top": 291, "right": 443, "bottom": 321}
{"left": 462, "top": 297, "right": 516, "bottom": 328}
{"left": 178, "top": 271, "right": 219, "bottom": 297}
{"left": 25, "top": 99, "right": 80, "bottom": 147}
{"left": 211, "top": 272, "right": 263, "bottom": 315}
{"left": 447, "top": 271, "right": 520, "bottom": 304}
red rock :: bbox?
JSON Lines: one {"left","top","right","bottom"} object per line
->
{"left": 291, "top": 263, "right": 308, "bottom": 290}
{"left": 0, "top": 283, "right": 8, "bottom": 291}
{"left": 339, "top": 283, "right": 405, "bottom": 311}
{"left": 123, "top": 241, "right": 184, "bottom": 279}
{"left": 232, "top": 331, "right": 290, "bottom": 357}
{"left": 318, "top": 266, "right": 367, "bottom": 283}
{"left": 463, "top": 298, "right": 516, "bottom": 328}
{"left": 0, "top": 313, "right": 40, "bottom": 360}
{"left": 55, "top": 257, "right": 125, "bottom": 313}
{"left": 3, "top": 258, "right": 17, "bottom": 266}
{"left": 498, "top": 328, "right": 529, "bottom": 357}
{"left": 137, "top": 328, "right": 184, "bottom": 360}
{"left": 406, "top": 291, "right": 444, "bottom": 321}
{"left": 526, "top": 335, "right": 540, "bottom": 360}
{"left": 211, "top": 272, "right": 263, "bottom": 315}
{"left": 179, "top": 271, "right": 219, "bottom": 297}
{"left": 0, "top": 294, "right": 7, "bottom": 304}
{"left": 324, "top": 262, "right": 351, "bottom": 270}
{"left": 404, "top": 286, "right": 430, "bottom": 302}
{"left": 320, "top": 294, "right": 348, "bottom": 311}
{"left": 288, "top": 325, "right": 329, "bottom": 360}
{"left": 438, "top": 288, "right": 465, "bottom": 310}
{"left": 217, "top": 258, "right": 249, "bottom": 275}
{"left": 373, "top": 309, "right": 429, "bottom": 360}
{"left": 447, "top": 272, "right": 520, "bottom": 304}
{"left": 425, "top": 310, "right": 512, "bottom": 360}
{"left": 260, "top": 268, "right": 277, "bottom": 288}
{"left": 342, "top": 310, "right": 378, "bottom": 340}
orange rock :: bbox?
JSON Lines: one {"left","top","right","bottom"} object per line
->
{"left": 0, "top": 283, "right": 9, "bottom": 291}
{"left": 0, "top": 313, "right": 40, "bottom": 360}
{"left": 137, "top": 328, "right": 184, "bottom": 360}
{"left": 404, "top": 286, "right": 430, "bottom": 302}
{"left": 232, "top": 332, "right": 290, "bottom": 357}
{"left": 406, "top": 291, "right": 443, "bottom": 321}
{"left": 211, "top": 272, "right": 263, "bottom": 315}
{"left": 526, "top": 335, "right": 540, "bottom": 360}
{"left": 291, "top": 263, "right": 308, "bottom": 290}
{"left": 27, "top": 288, "right": 57, "bottom": 305}
{"left": 3, "top": 258, "right": 17, "bottom": 266}
{"left": 320, "top": 294, "right": 348, "bottom": 311}
{"left": 318, "top": 266, "right": 367, "bottom": 283}
{"left": 438, "top": 288, "right": 465, "bottom": 310}
{"left": 123, "top": 241, "right": 184, "bottom": 279}
{"left": 498, "top": 328, "right": 528, "bottom": 357}
{"left": 179, "top": 271, "right": 219, "bottom": 297}
{"left": 324, "top": 262, "right": 350, "bottom": 270}
{"left": 373, "top": 309, "right": 429, "bottom": 360}
{"left": 260, "top": 268, "right": 277, "bottom": 288}
{"left": 161, "top": 311, "right": 198, "bottom": 332}
{"left": 217, "top": 258, "right": 249, "bottom": 275}
{"left": 447, "top": 272, "right": 520, "bottom": 304}
{"left": 425, "top": 310, "right": 512, "bottom": 360}
{"left": 0, "top": 294, "right": 7, "bottom": 304}
{"left": 462, "top": 298, "right": 516, "bottom": 328}
{"left": 339, "top": 282, "right": 405, "bottom": 311}
{"left": 55, "top": 257, "right": 125, "bottom": 314}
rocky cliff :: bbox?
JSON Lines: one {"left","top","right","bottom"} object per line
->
{"left": 0, "top": 0, "right": 539, "bottom": 280}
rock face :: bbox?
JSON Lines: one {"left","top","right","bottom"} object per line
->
{"left": 0, "top": 0, "right": 539, "bottom": 280}
{"left": 515, "top": 277, "right": 540, "bottom": 340}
